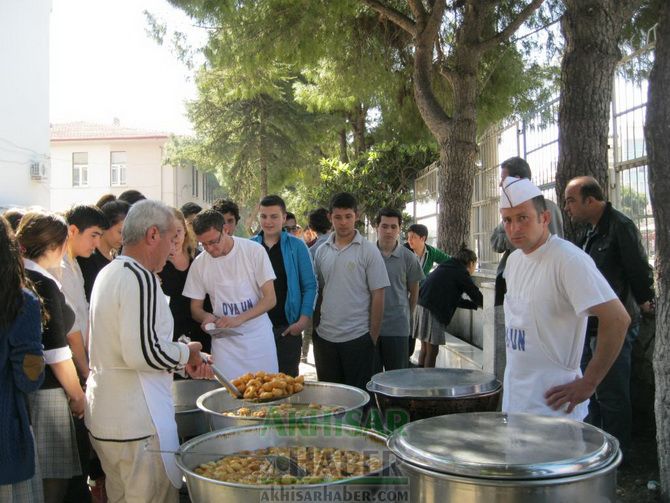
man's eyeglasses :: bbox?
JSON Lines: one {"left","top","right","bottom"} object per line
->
{"left": 202, "top": 230, "right": 223, "bottom": 248}
{"left": 285, "top": 225, "right": 301, "bottom": 232}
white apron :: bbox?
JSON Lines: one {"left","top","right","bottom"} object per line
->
{"left": 137, "top": 292, "right": 182, "bottom": 488}
{"left": 209, "top": 278, "right": 278, "bottom": 380}
{"left": 502, "top": 292, "right": 588, "bottom": 420}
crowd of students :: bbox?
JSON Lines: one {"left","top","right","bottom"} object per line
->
{"left": 0, "top": 189, "right": 483, "bottom": 502}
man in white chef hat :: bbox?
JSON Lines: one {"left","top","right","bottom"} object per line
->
{"left": 499, "top": 176, "right": 629, "bottom": 420}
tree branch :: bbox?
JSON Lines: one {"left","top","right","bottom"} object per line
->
{"left": 478, "top": 0, "right": 544, "bottom": 51}
{"left": 408, "top": 0, "right": 427, "bottom": 25}
{"left": 434, "top": 34, "right": 456, "bottom": 87}
{"left": 360, "top": 0, "right": 416, "bottom": 36}
{"left": 424, "top": 0, "right": 447, "bottom": 39}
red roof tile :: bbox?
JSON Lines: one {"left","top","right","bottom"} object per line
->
{"left": 50, "top": 121, "right": 170, "bottom": 141}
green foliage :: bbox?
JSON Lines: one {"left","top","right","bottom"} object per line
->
{"left": 304, "top": 142, "right": 439, "bottom": 224}
{"left": 169, "top": 70, "right": 331, "bottom": 212}
{"left": 168, "top": 0, "right": 435, "bottom": 150}
{"left": 620, "top": 186, "right": 649, "bottom": 222}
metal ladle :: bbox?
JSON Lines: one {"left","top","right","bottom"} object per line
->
{"left": 178, "top": 335, "right": 290, "bottom": 403}
{"left": 178, "top": 335, "right": 242, "bottom": 398}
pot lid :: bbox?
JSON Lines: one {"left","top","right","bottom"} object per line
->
{"left": 366, "top": 368, "right": 500, "bottom": 398}
{"left": 388, "top": 413, "right": 620, "bottom": 480}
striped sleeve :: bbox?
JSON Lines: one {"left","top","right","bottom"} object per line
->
{"left": 119, "top": 262, "right": 189, "bottom": 372}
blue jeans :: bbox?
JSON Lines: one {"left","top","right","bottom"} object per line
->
{"left": 581, "top": 323, "right": 639, "bottom": 451}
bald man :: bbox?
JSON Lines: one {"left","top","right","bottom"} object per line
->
{"left": 564, "top": 176, "right": 654, "bottom": 453}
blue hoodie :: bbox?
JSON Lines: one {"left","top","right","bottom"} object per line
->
{"left": 250, "top": 231, "right": 317, "bottom": 324}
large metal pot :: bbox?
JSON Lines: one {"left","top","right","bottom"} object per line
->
{"left": 197, "top": 380, "right": 369, "bottom": 430}
{"left": 388, "top": 412, "right": 621, "bottom": 502}
{"left": 367, "top": 368, "right": 501, "bottom": 429}
{"left": 176, "top": 423, "right": 401, "bottom": 503}
{"left": 172, "top": 379, "right": 219, "bottom": 440}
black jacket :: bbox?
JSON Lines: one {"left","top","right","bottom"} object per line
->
{"left": 580, "top": 202, "right": 654, "bottom": 326}
{"left": 418, "top": 259, "right": 483, "bottom": 327}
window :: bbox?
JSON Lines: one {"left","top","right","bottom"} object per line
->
{"left": 110, "top": 151, "right": 127, "bottom": 186}
{"left": 72, "top": 152, "right": 88, "bottom": 187}
{"left": 192, "top": 165, "right": 199, "bottom": 197}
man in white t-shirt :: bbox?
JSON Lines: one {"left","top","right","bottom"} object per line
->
{"left": 183, "top": 209, "right": 279, "bottom": 379}
{"left": 499, "top": 176, "right": 630, "bottom": 420}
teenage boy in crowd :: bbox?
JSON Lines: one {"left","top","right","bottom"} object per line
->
{"left": 403, "top": 223, "right": 449, "bottom": 363}
{"left": 308, "top": 207, "right": 331, "bottom": 259}
{"left": 183, "top": 210, "right": 279, "bottom": 379}
{"left": 375, "top": 208, "right": 424, "bottom": 371}
{"left": 251, "top": 196, "right": 317, "bottom": 376}
{"left": 50, "top": 205, "right": 107, "bottom": 379}
{"left": 313, "top": 193, "right": 389, "bottom": 390}
{"left": 211, "top": 198, "right": 241, "bottom": 236}
{"left": 49, "top": 204, "right": 107, "bottom": 502}
{"left": 284, "top": 212, "right": 303, "bottom": 239}
{"left": 180, "top": 202, "right": 202, "bottom": 228}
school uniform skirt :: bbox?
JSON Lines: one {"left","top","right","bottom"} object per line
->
{"left": 0, "top": 429, "right": 44, "bottom": 503}
{"left": 0, "top": 476, "right": 44, "bottom": 503}
{"left": 413, "top": 305, "right": 448, "bottom": 346}
{"left": 27, "top": 388, "right": 82, "bottom": 479}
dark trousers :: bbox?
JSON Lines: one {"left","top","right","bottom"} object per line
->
{"left": 376, "top": 336, "right": 409, "bottom": 373}
{"left": 273, "top": 325, "right": 302, "bottom": 377}
{"left": 581, "top": 323, "right": 638, "bottom": 451}
{"left": 313, "top": 330, "right": 376, "bottom": 391}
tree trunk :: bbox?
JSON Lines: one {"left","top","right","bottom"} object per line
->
{"left": 258, "top": 106, "right": 269, "bottom": 197}
{"left": 438, "top": 72, "right": 480, "bottom": 254}
{"left": 349, "top": 103, "right": 368, "bottom": 157}
{"left": 555, "top": 0, "right": 640, "bottom": 241}
{"left": 338, "top": 127, "right": 349, "bottom": 163}
{"left": 646, "top": 3, "right": 670, "bottom": 499}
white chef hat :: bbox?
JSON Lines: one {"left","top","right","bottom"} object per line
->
{"left": 499, "top": 176, "right": 542, "bottom": 208}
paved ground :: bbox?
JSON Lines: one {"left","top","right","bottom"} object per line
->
{"left": 298, "top": 334, "right": 318, "bottom": 381}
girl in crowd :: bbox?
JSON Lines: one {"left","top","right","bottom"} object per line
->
{"left": 78, "top": 200, "right": 130, "bottom": 301}
{"left": 17, "top": 212, "right": 86, "bottom": 503}
{"left": 413, "top": 247, "right": 483, "bottom": 368}
{"left": 159, "top": 208, "right": 211, "bottom": 352}
{"left": 0, "top": 216, "right": 45, "bottom": 503}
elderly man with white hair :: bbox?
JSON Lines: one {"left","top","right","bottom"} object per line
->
{"left": 499, "top": 176, "right": 629, "bottom": 420}
{"left": 85, "top": 200, "right": 211, "bottom": 502}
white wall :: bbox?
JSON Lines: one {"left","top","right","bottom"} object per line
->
{"left": 0, "top": 0, "right": 51, "bottom": 209}
{"left": 50, "top": 138, "right": 214, "bottom": 211}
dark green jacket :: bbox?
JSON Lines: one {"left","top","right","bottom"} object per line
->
{"left": 404, "top": 243, "right": 450, "bottom": 277}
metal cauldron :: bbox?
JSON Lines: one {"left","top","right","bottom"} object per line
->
{"left": 197, "top": 380, "right": 369, "bottom": 430}
{"left": 176, "top": 423, "right": 400, "bottom": 503}
{"left": 388, "top": 412, "right": 621, "bottom": 502}
{"left": 367, "top": 368, "right": 501, "bottom": 429}
{"left": 172, "top": 379, "right": 219, "bottom": 440}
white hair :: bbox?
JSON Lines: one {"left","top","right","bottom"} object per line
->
{"left": 122, "top": 199, "right": 174, "bottom": 246}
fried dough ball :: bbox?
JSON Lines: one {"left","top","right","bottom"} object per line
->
{"left": 228, "top": 372, "right": 307, "bottom": 400}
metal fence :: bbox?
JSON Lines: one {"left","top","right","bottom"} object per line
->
{"left": 411, "top": 42, "right": 656, "bottom": 268}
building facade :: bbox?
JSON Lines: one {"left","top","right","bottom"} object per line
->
{"left": 50, "top": 121, "right": 217, "bottom": 211}
{"left": 0, "top": 0, "right": 51, "bottom": 210}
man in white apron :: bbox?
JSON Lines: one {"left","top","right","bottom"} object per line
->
{"left": 499, "top": 177, "right": 630, "bottom": 419}
{"left": 86, "top": 200, "right": 211, "bottom": 503}
{"left": 184, "top": 209, "right": 279, "bottom": 380}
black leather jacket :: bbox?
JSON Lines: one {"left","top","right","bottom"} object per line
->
{"left": 580, "top": 202, "right": 654, "bottom": 326}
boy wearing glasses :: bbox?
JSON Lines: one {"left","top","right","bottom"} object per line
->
{"left": 183, "top": 210, "right": 278, "bottom": 379}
